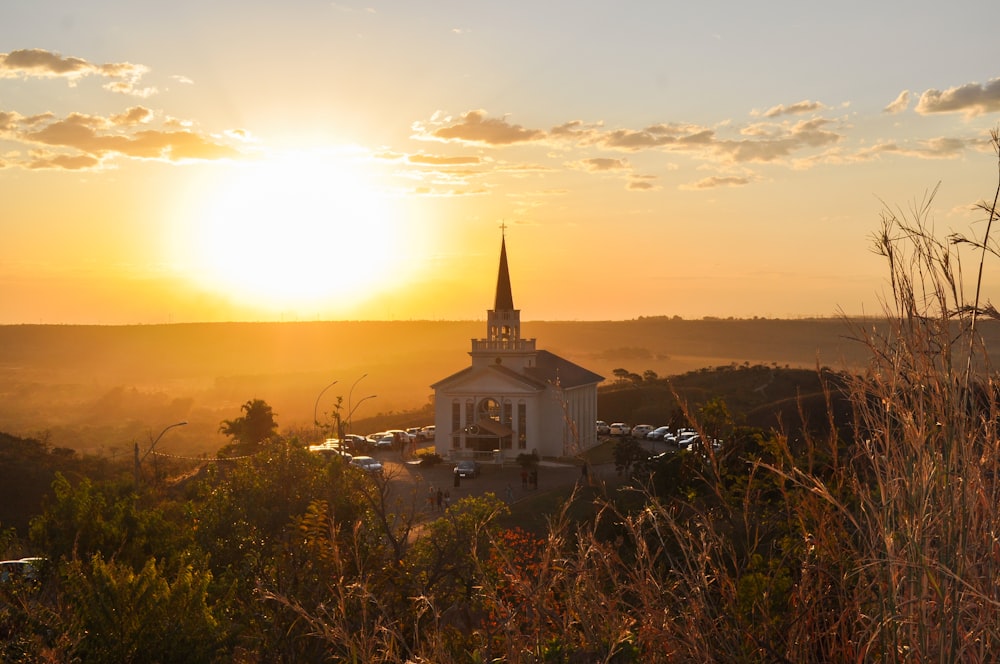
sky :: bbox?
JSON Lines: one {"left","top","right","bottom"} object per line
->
{"left": 3, "top": 1, "right": 1000, "bottom": 324}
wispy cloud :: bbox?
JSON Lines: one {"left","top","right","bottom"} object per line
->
{"left": 680, "top": 175, "right": 753, "bottom": 190}
{"left": 0, "top": 49, "right": 154, "bottom": 97}
{"left": 756, "top": 100, "right": 826, "bottom": 118}
{"left": 413, "top": 110, "right": 545, "bottom": 145}
{"left": 571, "top": 157, "right": 629, "bottom": 172}
{"left": 407, "top": 153, "right": 482, "bottom": 165}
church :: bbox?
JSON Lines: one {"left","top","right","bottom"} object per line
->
{"left": 431, "top": 233, "right": 604, "bottom": 462}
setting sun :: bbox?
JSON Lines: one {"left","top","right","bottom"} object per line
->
{"left": 182, "top": 150, "right": 406, "bottom": 313}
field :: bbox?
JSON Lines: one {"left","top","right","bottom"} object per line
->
{"left": 1, "top": 316, "right": 988, "bottom": 455}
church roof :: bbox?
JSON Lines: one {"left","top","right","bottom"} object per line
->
{"left": 430, "top": 362, "right": 547, "bottom": 391}
{"left": 524, "top": 350, "right": 604, "bottom": 388}
{"left": 494, "top": 235, "right": 514, "bottom": 311}
{"left": 430, "top": 350, "right": 603, "bottom": 391}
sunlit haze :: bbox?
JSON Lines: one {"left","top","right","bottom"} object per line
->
{"left": 3, "top": 1, "right": 1000, "bottom": 323}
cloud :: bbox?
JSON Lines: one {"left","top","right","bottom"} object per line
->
{"left": 25, "top": 153, "right": 103, "bottom": 170}
{"left": 1, "top": 110, "right": 241, "bottom": 169}
{"left": 0, "top": 49, "right": 153, "bottom": 96}
{"left": 915, "top": 77, "right": 1000, "bottom": 117}
{"left": 599, "top": 123, "right": 715, "bottom": 151}
{"left": 111, "top": 106, "right": 154, "bottom": 126}
{"left": 407, "top": 153, "right": 482, "bottom": 165}
{"left": 758, "top": 100, "right": 825, "bottom": 118}
{"left": 680, "top": 175, "right": 752, "bottom": 190}
{"left": 414, "top": 110, "right": 545, "bottom": 145}
{"left": 626, "top": 176, "right": 660, "bottom": 191}
{"left": 884, "top": 90, "right": 910, "bottom": 114}
{"left": 858, "top": 136, "right": 969, "bottom": 160}
{"left": 712, "top": 117, "right": 841, "bottom": 163}
{"left": 572, "top": 157, "right": 629, "bottom": 172}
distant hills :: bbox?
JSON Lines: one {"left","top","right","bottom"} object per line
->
{"left": 2, "top": 317, "right": 990, "bottom": 455}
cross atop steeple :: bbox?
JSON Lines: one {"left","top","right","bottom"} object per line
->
{"left": 499, "top": 220, "right": 507, "bottom": 237}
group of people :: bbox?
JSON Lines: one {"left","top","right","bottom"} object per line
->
{"left": 427, "top": 486, "right": 451, "bottom": 512}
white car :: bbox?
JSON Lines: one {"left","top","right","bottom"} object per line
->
{"left": 350, "top": 456, "right": 384, "bottom": 474}
{"left": 596, "top": 420, "right": 611, "bottom": 435}
{"left": 647, "top": 426, "right": 671, "bottom": 441}
{"left": 631, "top": 424, "right": 655, "bottom": 439}
{"left": 609, "top": 422, "right": 631, "bottom": 437}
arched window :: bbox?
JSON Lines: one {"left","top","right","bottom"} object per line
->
{"left": 477, "top": 397, "right": 501, "bottom": 423}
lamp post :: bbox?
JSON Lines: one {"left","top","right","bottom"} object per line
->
{"left": 134, "top": 420, "right": 188, "bottom": 486}
{"left": 313, "top": 379, "right": 340, "bottom": 434}
{"left": 345, "top": 374, "right": 368, "bottom": 437}
{"left": 346, "top": 394, "right": 377, "bottom": 437}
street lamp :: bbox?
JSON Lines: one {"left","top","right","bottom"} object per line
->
{"left": 347, "top": 374, "right": 367, "bottom": 426}
{"left": 346, "top": 394, "right": 377, "bottom": 436}
{"left": 134, "top": 420, "right": 187, "bottom": 485}
{"left": 313, "top": 379, "right": 340, "bottom": 431}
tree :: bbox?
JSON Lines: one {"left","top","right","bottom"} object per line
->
{"left": 219, "top": 399, "right": 278, "bottom": 451}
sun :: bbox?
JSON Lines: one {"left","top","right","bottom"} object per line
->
{"left": 183, "top": 149, "right": 406, "bottom": 313}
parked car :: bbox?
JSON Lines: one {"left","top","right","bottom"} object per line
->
{"left": 349, "top": 456, "right": 384, "bottom": 474}
{"left": 596, "top": 420, "right": 611, "bottom": 436}
{"left": 454, "top": 460, "right": 481, "bottom": 478}
{"left": 308, "top": 439, "right": 351, "bottom": 460}
{"left": 0, "top": 557, "right": 45, "bottom": 583}
{"left": 420, "top": 425, "right": 436, "bottom": 441}
{"left": 609, "top": 422, "right": 631, "bottom": 437}
{"left": 647, "top": 426, "right": 671, "bottom": 441}
{"left": 631, "top": 424, "right": 655, "bottom": 439}
{"left": 342, "top": 434, "right": 371, "bottom": 451}
{"left": 677, "top": 433, "right": 700, "bottom": 449}
{"left": 374, "top": 435, "right": 395, "bottom": 450}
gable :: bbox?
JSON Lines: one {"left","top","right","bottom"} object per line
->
{"left": 432, "top": 363, "right": 546, "bottom": 394}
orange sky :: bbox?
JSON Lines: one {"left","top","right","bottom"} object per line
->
{"left": 3, "top": 2, "right": 1000, "bottom": 323}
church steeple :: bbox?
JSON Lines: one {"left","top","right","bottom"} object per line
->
{"left": 469, "top": 229, "right": 536, "bottom": 368}
{"left": 494, "top": 233, "right": 514, "bottom": 311}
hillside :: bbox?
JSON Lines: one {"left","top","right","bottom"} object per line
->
{"left": 0, "top": 317, "right": 975, "bottom": 455}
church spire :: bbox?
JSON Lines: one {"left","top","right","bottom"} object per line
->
{"left": 471, "top": 227, "right": 535, "bottom": 365}
{"left": 494, "top": 232, "right": 514, "bottom": 311}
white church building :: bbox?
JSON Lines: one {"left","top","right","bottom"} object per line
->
{"left": 431, "top": 234, "right": 603, "bottom": 462}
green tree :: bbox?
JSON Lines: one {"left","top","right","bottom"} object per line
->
{"left": 219, "top": 399, "right": 278, "bottom": 452}
{"left": 63, "top": 555, "right": 227, "bottom": 663}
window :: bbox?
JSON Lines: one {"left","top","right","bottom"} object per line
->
{"left": 477, "top": 397, "right": 501, "bottom": 423}
{"left": 518, "top": 402, "right": 527, "bottom": 449}
{"left": 451, "top": 402, "right": 461, "bottom": 449}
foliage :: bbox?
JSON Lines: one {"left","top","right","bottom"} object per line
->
{"left": 418, "top": 450, "right": 444, "bottom": 466}
{"left": 63, "top": 555, "right": 227, "bottom": 663}
{"left": 28, "top": 474, "right": 189, "bottom": 571}
{"left": 218, "top": 398, "right": 278, "bottom": 451}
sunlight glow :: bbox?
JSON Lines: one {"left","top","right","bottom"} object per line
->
{"left": 186, "top": 150, "right": 404, "bottom": 313}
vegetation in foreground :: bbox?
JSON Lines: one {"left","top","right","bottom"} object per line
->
{"left": 3, "top": 131, "right": 1000, "bottom": 661}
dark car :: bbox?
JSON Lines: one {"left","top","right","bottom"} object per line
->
{"left": 454, "top": 460, "right": 481, "bottom": 478}
{"left": 342, "top": 434, "right": 371, "bottom": 452}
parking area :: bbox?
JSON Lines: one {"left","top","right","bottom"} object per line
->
{"left": 373, "top": 451, "right": 602, "bottom": 514}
